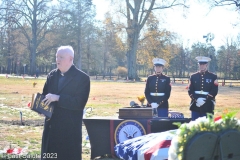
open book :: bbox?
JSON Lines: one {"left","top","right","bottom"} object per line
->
{"left": 30, "top": 93, "right": 54, "bottom": 118}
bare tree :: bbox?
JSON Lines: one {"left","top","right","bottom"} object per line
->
{"left": 110, "top": 0, "right": 187, "bottom": 80}
{"left": 0, "top": 0, "right": 59, "bottom": 75}
{"left": 0, "top": 1, "right": 16, "bottom": 74}
{"left": 58, "top": 0, "right": 95, "bottom": 70}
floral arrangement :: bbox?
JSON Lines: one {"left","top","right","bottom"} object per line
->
{"left": 168, "top": 112, "right": 240, "bottom": 160}
{"left": 137, "top": 95, "right": 145, "bottom": 106}
{"left": 0, "top": 146, "right": 28, "bottom": 159}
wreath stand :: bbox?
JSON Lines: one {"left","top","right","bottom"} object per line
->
{"left": 185, "top": 130, "right": 240, "bottom": 160}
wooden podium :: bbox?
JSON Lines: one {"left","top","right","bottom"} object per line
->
{"left": 118, "top": 107, "right": 153, "bottom": 119}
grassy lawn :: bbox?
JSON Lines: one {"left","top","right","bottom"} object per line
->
{"left": 0, "top": 76, "right": 240, "bottom": 159}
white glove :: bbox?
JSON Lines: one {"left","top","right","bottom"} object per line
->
{"left": 151, "top": 103, "right": 158, "bottom": 109}
{"left": 196, "top": 98, "right": 206, "bottom": 107}
{"left": 196, "top": 102, "right": 201, "bottom": 107}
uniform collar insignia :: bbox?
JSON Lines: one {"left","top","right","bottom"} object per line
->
{"left": 199, "top": 70, "right": 208, "bottom": 74}
{"left": 155, "top": 73, "right": 162, "bottom": 76}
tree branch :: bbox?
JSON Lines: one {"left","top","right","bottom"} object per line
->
{"left": 126, "top": 0, "right": 134, "bottom": 14}
{"left": 139, "top": 0, "right": 146, "bottom": 23}
{"left": 139, "top": 0, "right": 155, "bottom": 30}
{"left": 214, "top": 0, "right": 239, "bottom": 7}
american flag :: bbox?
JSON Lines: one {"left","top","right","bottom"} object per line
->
{"left": 114, "top": 130, "right": 177, "bottom": 160}
{"left": 168, "top": 111, "right": 184, "bottom": 119}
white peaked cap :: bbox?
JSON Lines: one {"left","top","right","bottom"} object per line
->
{"left": 195, "top": 56, "right": 211, "bottom": 63}
{"left": 152, "top": 58, "right": 167, "bottom": 66}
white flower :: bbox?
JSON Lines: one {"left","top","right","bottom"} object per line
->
{"left": 168, "top": 135, "right": 179, "bottom": 160}
{"left": 237, "top": 120, "right": 240, "bottom": 126}
{"left": 195, "top": 116, "right": 208, "bottom": 123}
{"left": 176, "top": 127, "right": 184, "bottom": 135}
{"left": 0, "top": 149, "right": 5, "bottom": 154}
{"left": 215, "top": 119, "right": 223, "bottom": 124}
{"left": 186, "top": 120, "right": 198, "bottom": 128}
{"left": 168, "top": 113, "right": 239, "bottom": 160}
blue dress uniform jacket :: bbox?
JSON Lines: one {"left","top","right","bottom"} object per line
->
{"left": 145, "top": 74, "right": 171, "bottom": 108}
{"left": 41, "top": 65, "right": 90, "bottom": 160}
{"left": 188, "top": 71, "right": 218, "bottom": 113}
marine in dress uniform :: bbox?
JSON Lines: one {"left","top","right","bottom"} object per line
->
{"left": 188, "top": 56, "right": 218, "bottom": 121}
{"left": 144, "top": 58, "right": 171, "bottom": 117}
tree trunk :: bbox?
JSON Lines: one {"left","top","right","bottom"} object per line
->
{"left": 109, "top": 67, "right": 112, "bottom": 80}
{"left": 7, "top": 56, "right": 11, "bottom": 74}
{"left": 77, "top": 15, "right": 82, "bottom": 70}
{"left": 86, "top": 38, "right": 90, "bottom": 75}
{"left": 30, "top": 41, "right": 37, "bottom": 75}
{"left": 77, "top": 34, "right": 82, "bottom": 70}
{"left": 77, "top": 0, "right": 82, "bottom": 70}
{"left": 30, "top": 1, "right": 38, "bottom": 75}
{"left": 125, "top": 0, "right": 155, "bottom": 80}
{"left": 127, "top": 29, "right": 139, "bottom": 80}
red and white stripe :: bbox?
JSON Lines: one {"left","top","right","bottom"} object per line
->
{"left": 137, "top": 130, "right": 176, "bottom": 160}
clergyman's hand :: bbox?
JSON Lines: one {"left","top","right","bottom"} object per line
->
{"left": 42, "top": 93, "right": 60, "bottom": 106}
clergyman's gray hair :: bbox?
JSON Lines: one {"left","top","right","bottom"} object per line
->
{"left": 57, "top": 46, "right": 74, "bottom": 58}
